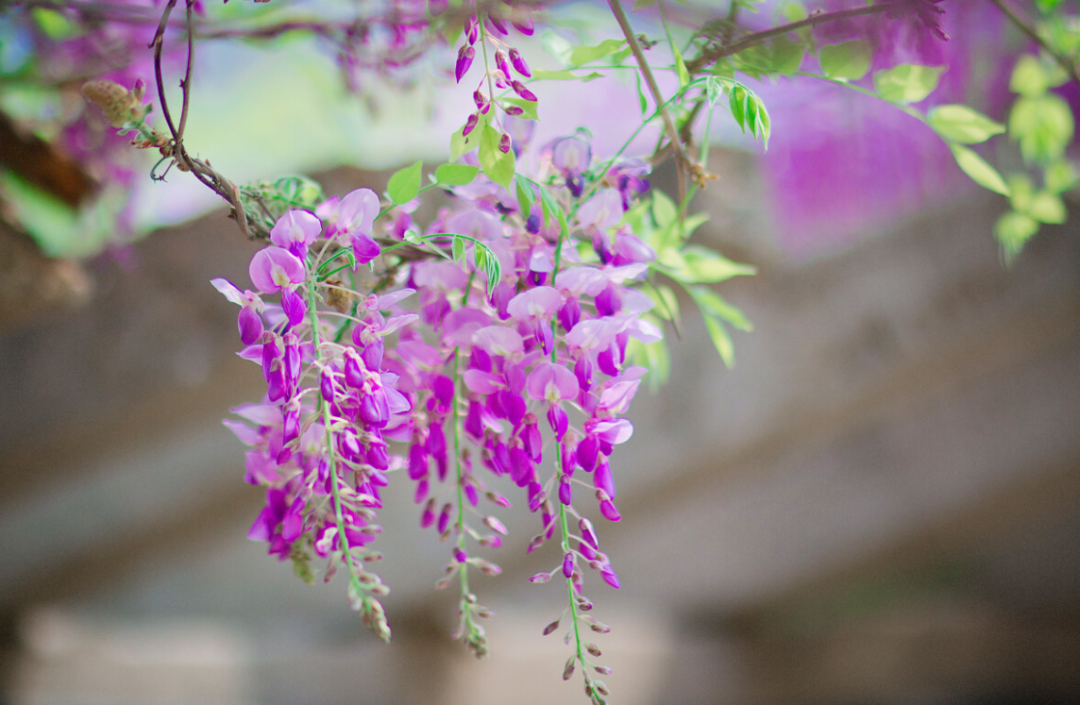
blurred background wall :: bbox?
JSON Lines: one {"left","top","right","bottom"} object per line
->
{"left": 1, "top": 151, "right": 1079, "bottom": 705}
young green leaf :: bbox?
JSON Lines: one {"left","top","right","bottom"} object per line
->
{"left": 819, "top": 40, "right": 872, "bottom": 81}
{"left": 516, "top": 180, "right": 534, "bottom": 219}
{"left": 501, "top": 97, "right": 539, "bottom": 120}
{"left": 435, "top": 164, "right": 480, "bottom": 186}
{"left": 673, "top": 43, "right": 690, "bottom": 88}
{"left": 1009, "top": 94, "right": 1074, "bottom": 163}
{"left": 702, "top": 315, "right": 735, "bottom": 368}
{"left": 1028, "top": 192, "right": 1067, "bottom": 224}
{"left": 872, "top": 64, "right": 944, "bottom": 104}
{"left": 927, "top": 104, "right": 1005, "bottom": 144}
{"left": 568, "top": 39, "right": 627, "bottom": 67}
{"left": 451, "top": 235, "right": 465, "bottom": 261}
{"left": 387, "top": 161, "right": 423, "bottom": 204}
{"left": 994, "top": 210, "right": 1040, "bottom": 259}
{"left": 1044, "top": 160, "right": 1077, "bottom": 194}
{"left": 949, "top": 144, "right": 1011, "bottom": 196}
{"left": 478, "top": 125, "right": 516, "bottom": 188}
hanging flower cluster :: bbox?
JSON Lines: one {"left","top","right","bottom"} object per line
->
{"left": 214, "top": 119, "right": 664, "bottom": 699}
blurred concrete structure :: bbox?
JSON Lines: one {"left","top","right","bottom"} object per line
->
{"left": 1, "top": 158, "right": 1079, "bottom": 705}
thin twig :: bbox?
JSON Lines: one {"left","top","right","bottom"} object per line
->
{"left": 988, "top": 0, "right": 1080, "bottom": 87}
{"left": 607, "top": 0, "right": 691, "bottom": 201}
{"left": 685, "top": 2, "right": 901, "bottom": 73}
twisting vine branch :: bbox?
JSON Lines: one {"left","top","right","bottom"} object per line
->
{"left": 988, "top": 0, "right": 1080, "bottom": 88}
{"left": 686, "top": 1, "right": 902, "bottom": 73}
{"left": 607, "top": 0, "right": 692, "bottom": 202}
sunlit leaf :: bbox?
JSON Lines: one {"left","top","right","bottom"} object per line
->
{"left": 873, "top": 64, "right": 944, "bottom": 104}
{"left": 927, "top": 104, "right": 1005, "bottom": 144}
{"left": 819, "top": 40, "right": 872, "bottom": 80}
{"left": 949, "top": 144, "right": 1010, "bottom": 195}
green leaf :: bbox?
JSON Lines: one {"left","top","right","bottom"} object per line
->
{"left": 501, "top": 97, "right": 539, "bottom": 120}
{"left": 693, "top": 287, "right": 753, "bottom": 331}
{"left": 646, "top": 284, "right": 680, "bottom": 323}
{"left": 435, "top": 164, "right": 480, "bottom": 186}
{"left": 31, "top": 8, "right": 74, "bottom": 39}
{"left": 949, "top": 144, "right": 1010, "bottom": 196}
{"left": 994, "top": 210, "right": 1040, "bottom": 259}
{"left": 450, "top": 113, "right": 487, "bottom": 161}
{"left": 1008, "top": 173, "right": 1035, "bottom": 212}
{"left": 1028, "top": 192, "right": 1067, "bottom": 224}
{"left": 530, "top": 69, "right": 581, "bottom": 80}
{"left": 404, "top": 229, "right": 424, "bottom": 246}
{"left": 1044, "top": 160, "right": 1077, "bottom": 194}
{"left": 872, "top": 64, "right": 944, "bottom": 104}
{"left": 541, "top": 30, "right": 573, "bottom": 65}
{"left": 633, "top": 0, "right": 660, "bottom": 8}
{"left": 755, "top": 96, "right": 771, "bottom": 149}
{"left": 819, "top": 40, "right": 872, "bottom": 81}
{"left": 729, "top": 85, "right": 747, "bottom": 131}
{"left": 516, "top": 180, "right": 534, "bottom": 218}
{"left": 568, "top": 39, "right": 627, "bottom": 67}
{"left": 770, "top": 36, "right": 805, "bottom": 75}
{"left": 387, "top": 161, "right": 422, "bottom": 204}
{"left": 452, "top": 235, "right": 465, "bottom": 261}
{"left": 478, "top": 125, "right": 516, "bottom": 188}
{"left": 652, "top": 190, "right": 678, "bottom": 228}
{"left": 1009, "top": 94, "right": 1075, "bottom": 163}
{"left": 1009, "top": 54, "right": 1066, "bottom": 97}
{"left": 635, "top": 70, "right": 648, "bottom": 116}
{"left": 927, "top": 104, "right": 1006, "bottom": 144}
{"left": 673, "top": 43, "right": 690, "bottom": 88}
{"left": 671, "top": 246, "right": 756, "bottom": 283}
{"left": 703, "top": 315, "right": 735, "bottom": 368}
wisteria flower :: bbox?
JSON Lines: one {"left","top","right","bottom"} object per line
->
{"left": 249, "top": 246, "right": 307, "bottom": 294}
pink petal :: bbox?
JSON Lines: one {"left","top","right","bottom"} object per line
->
{"left": 507, "top": 286, "right": 562, "bottom": 321}
{"left": 526, "top": 362, "right": 579, "bottom": 402}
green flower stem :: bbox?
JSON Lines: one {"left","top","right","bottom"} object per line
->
{"left": 557, "top": 445, "right": 590, "bottom": 687}
{"left": 304, "top": 280, "right": 383, "bottom": 639}
{"left": 451, "top": 345, "right": 476, "bottom": 637}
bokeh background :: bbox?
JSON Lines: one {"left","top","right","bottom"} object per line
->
{"left": 2, "top": 0, "right": 1080, "bottom": 703}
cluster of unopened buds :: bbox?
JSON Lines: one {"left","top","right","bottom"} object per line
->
{"left": 456, "top": 2, "right": 537, "bottom": 152}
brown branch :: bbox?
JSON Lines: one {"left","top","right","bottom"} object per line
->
{"left": 608, "top": 0, "right": 691, "bottom": 201}
{"left": 685, "top": 2, "right": 901, "bottom": 73}
{"left": 988, "top": 0, "right": 1080, "bottom": 88}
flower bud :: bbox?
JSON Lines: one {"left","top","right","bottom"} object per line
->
{"left": 486, "top": 490, "right": 511, "bottom": 508}
{"left": 509, "top": 48, "right": 531, "bottom": 77}
{"left": 599, "top": 498, "right": 621, "bottom": 522}
{"left": 464, "top": 15, "right": 478, "bottom": 44}
{"left": 495, "top": 50, "right": 512, "bottom": 80}
{"left": 455, "top": 45, "right": 475, "bottom": 83}
{"left": 563, "top": 655, "right": 576, "bottom": 680}
{"left": 529, "top": 572, "right": 551, "bottom": 583}
{"left": 586, "top": 643, "right": 602, "bottom": 657}
{"left": 499, "top": 132, "right": 512, "bottom": 154}
{"left": 487, "top": 12, "right": 508, "bottom": 35}
{"left": 511, "top": 80, "right": 538, "bottom": 102}
{"left": 562, "top": 552, "right": 576, "bottom": 578}
{"left": 462, "top": 112, "right": 480, "bottom": 137}
{"left": 483, "top": 515, "right": 509, "bottom": 535}
{"left": 543, "top": 618, "right": 561, "bottom": 635}
{"left": 504, "top": 105, "right": 524, "bottom": 117}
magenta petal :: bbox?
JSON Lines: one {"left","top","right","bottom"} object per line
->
{"left": 248, "top": 506, "right": 276, "bottom": 541}
{"left": 270, "top": 209, "right": 321, "bottom": 253}
{"left": 249, "top": 246, "right": 306, "bottom": 294}
{"left": 599, "top": 499, "right": 621, "bottom": 522}
{"left": 238, "top": 306, "right": 263, "bottom": 345}
{"left": 351, "top": 232, "right": 382, "bottom": 265}
{"left": 594, "top": 461, "right": 615, "bottom": 498}
{"left": 281, "top": 288, "right": 307, "bottom": 328}
{"left": 526, "top": 362, "right": 579, "bottom": 402}
{"left": 601, "top": 570, "right": 621, "bottom": 589}
{"left": 562, "top": 552, "right": 575, "bottom": 579}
